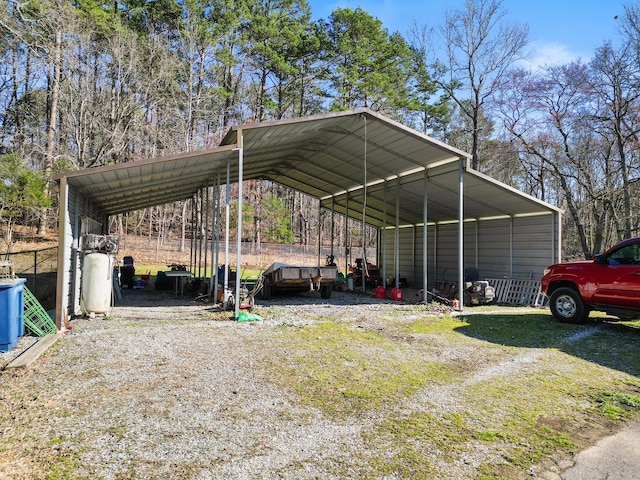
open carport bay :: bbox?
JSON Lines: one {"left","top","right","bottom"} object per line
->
{"left": 1, "top": 296, "right": 639, "bottom": 479}
{"left": 55, "top": 108, "right": 562, "bottom": 324}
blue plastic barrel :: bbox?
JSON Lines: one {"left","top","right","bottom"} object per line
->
{"left": 0, "top": 278, "right": 26, "bottom": 352}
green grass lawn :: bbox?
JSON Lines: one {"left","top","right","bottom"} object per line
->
{"left": 130, "top": 263, "right": 262, "bottom": 280}
{"left": 247, "top": 307, "right": 640, "bottom": 479}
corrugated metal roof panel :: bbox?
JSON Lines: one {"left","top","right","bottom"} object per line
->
{"left": 55, "top": 108, "right": 560, "bottom": 223}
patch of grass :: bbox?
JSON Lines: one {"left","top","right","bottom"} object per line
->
{"left": 366, "top": 412, "right": 442, "bottom": 478}
{"left": 474, "top": 430, "right": 506, "bottom": 442}
{"left": 200, "top": 310, "right": 233, "bottom": 322}
{"left": 46, "top": 455, "right": 80, "bottom": 480}
{"left": 367, "top": 409, "right": 510, "bottom": 478}
{"left": 454, "top": 312, "right": 583, "bottom": 349}
{"left": 42, "top": 436, "right": 86, "bottom": 480}
{"left": 561, "top": 329, "right": 640, "bottom": 376}
{"left": 133, "top": 263, "right": 262, "bottom": 281}
{"left": 368, "top": 400, "right": 576, "bottom": 478}
{"left": 257, "top": 320, "right": 456, "bottom": 417}
{"left": 594, "top": 391, "right": 640, "bottom": 420}
{"left": 127, "top": 263, "right": 167, "bottom": 276}
{"left": 409, "top": 315, "right": 469, "bottom": 335}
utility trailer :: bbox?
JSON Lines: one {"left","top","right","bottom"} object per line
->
{"left": 259, "top": 263, "right": 337, "bottom": 300}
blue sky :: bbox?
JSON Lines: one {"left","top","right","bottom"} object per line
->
{"left": 307, "top": 0, "right": 627, "bottom": 69}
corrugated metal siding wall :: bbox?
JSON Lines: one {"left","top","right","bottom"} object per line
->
{"left": 68, "top": 187, "right": 81, "bottom": 316}
{"left": 65, "top": 187, "right": 106, "bottom": 317}
{"left": 380, "top": 213, "right": 556, "bottom": 291}
{"left": 59, "top": 184, "right": 75, "bottom": 319}
{"left": 476, "top": 219, "right": 512, "bottom": 278}
{"left": 434, "top": 223, "right": 459, "bottom": 286}
{"left": 512, "top": 215, "right": 556, "bottom": 278}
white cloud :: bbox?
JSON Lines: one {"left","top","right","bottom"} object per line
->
{"left": 522, "top": 42, "right": 591, "bottom": 70}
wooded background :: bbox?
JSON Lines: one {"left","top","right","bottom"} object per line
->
{"left": 1, "top": 0, "right": 639, "bottom": 260}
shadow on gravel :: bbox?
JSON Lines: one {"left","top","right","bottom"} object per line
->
{"left": 118, "top": 287, "right": 424, "bottom": 308}
{"left": 454, "top": 310, "right": 640, "bottom": 378}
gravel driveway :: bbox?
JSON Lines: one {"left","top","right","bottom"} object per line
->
{"left": 1, "top": 289, "right": 638, "bottom": 479}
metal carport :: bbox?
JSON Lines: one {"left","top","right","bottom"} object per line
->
{"left": 55, "top": 108, "right": 562, "bottom": 325}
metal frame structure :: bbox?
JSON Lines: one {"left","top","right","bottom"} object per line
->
{"left": 55, "top": 108, "right": 562, "bottom": 325}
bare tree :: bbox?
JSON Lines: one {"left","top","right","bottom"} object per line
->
{"left": 437, "top": 0, "right": 529, "bottom": 170}
{"left": 590, "top": 40, "right": 640, "bottom": 240}
{"left": 497, "top": 63, "right": 618, "bottom": 258}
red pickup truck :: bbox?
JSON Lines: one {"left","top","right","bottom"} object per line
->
{"left": 541, "top": 237, "right": 640, "bottom": 323}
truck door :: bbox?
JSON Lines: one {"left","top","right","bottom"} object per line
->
{"left": 592, "top": 241, "right": 640, "bottom": 307}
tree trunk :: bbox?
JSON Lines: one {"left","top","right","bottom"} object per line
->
{"left": 38, "top": 27, "right": 62, "bottom": 235}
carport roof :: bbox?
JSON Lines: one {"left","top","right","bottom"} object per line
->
{"left": 55, "top": 108, "right": 560, "bottom": 226}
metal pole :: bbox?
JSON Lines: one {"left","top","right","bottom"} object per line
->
{"left": 383, "top": 180, "right": 387, "bottom": 288}
{"left": 33, "top": 250, "right": 38, "bottom": 295}
{"left": 331, "top": 196, "right": 335, "bottom": 259}
{"left": 557, "top": 211, "right": 562, "bottom": 264}
{"left": 195, "top": 190, "right": 199, "bottom": 278}
{"left": 224, "top": 159, "right": 230, "bottom": 296}
{"left": 423, "top": 171, "right": 428, "bottom": 301}
{"left": 345, "top": 194, "right": 349, "bottom": 285}
{"left": 55, "top": 175, "right": 68, "bottom": 328}
{"left": 510, "top": 216, "right": 514, "bottom": 277}
{"left": 204, "top": 186, "right": 210, "bottom": 286}
{"left": 212, "top": 178, "right": 220, "bottom": 301}
{"left": 458, "top": 158, "right": 464, "bottom": 311}
{"left": 361, "top": 114, "right": 367, "bottom": 293}
{"left": 395, "top": 183, "right": 400, "bottom": 289}
{"left": 234, "top": 130, "right": 244, "bottom": 320}
{"left": 198, "top": 188, "right": 203, "bottom": 279}
{"left": 190, "top": 197, "right": 196, "bottom": 273}
{"left": 317, "top": 202, "right": 322, "bottom": 267}
{"left": 412, "top": 225, "right": 416, "bottom": 287}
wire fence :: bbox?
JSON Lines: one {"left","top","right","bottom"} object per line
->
{"left": 4, "top": 246, "right": 58, "bottom": 311}
{"left": 117, "top": 235, "right": 376, "bottom": 272}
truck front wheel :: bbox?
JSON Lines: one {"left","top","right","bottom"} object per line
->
{"left": 549, "top": 287, "right": 589, "bottom": 323}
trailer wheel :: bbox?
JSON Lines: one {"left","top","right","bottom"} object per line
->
{"left": 463, "top": 290, "right": 471, "bottom": 307}
{"left": 224, "top": 293, "right": 235, "bottom": 311}
{"left": 320, "top": 285, "right": 332, "bottom": 299}
{"left": 260, "top": 284, "right": 272, "bottom": 300}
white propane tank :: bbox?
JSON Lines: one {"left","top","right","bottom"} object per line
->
{"left": 82, "top": 252, "right": 113, "bottom": 315}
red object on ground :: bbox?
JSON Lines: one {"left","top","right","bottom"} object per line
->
{"left": 391, "top": 287, "right": 403, "bottom": 301}
{"left": 375, "top": 286, "right": 386, "bottom": 298}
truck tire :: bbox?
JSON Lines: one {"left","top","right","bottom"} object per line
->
{"left": 549, "top": 287, "right": 589, "bottom": 323}
{"left": 320, "top": 285, "right": 332, "bottom": 299}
